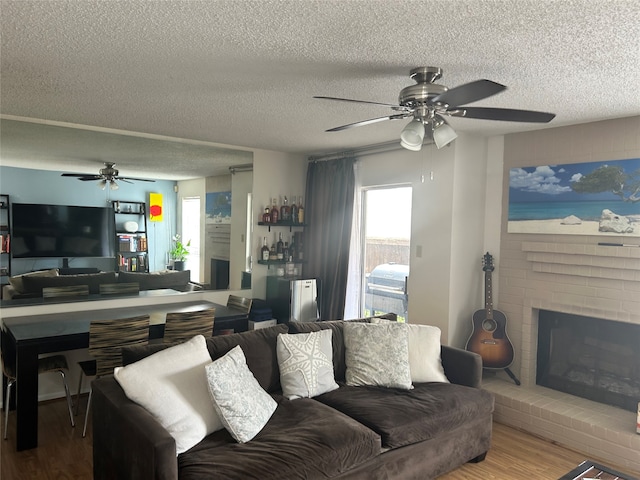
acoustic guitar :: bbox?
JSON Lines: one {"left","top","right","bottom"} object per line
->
{"left": 466, "top": 252, "right": 520, "bottom": 384}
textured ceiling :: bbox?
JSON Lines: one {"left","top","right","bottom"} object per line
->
{"left": 1, "top": 0, "right": 639, "bottom": 179}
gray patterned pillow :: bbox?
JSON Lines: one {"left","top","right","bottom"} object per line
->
{"left": 277, "top": 329, "right": 339, "bottom": 400}
{"left": 344, "top": 322, "right": 412, "bottom": 390}
{"left": 205, "top": 345, "right": 277, "bottom": 443}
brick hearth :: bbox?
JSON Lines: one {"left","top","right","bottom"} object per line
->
{"left": 489, "top": 241, "right": 640, "bottom": 472}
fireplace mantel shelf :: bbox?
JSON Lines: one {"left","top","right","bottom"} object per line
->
{"left": 521, "top": 241, "right": 640, "bottom": 282}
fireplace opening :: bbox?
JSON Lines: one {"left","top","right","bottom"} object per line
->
{"left": 537, "top": 310, "right": 640, "bottom": 412}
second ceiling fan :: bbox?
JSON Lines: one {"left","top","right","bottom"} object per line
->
{"left": 315, "top": 66, "right": 556, "bottom": 151}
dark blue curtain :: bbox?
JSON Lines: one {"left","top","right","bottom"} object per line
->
{"left": 304, "top": 157, "right": 356, "bottom": 320}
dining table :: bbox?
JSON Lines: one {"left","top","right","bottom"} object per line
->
{"left": 1, "top": 292, "right": 250, "bottom": 451}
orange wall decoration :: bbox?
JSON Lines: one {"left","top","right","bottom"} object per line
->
{"left": 149, "top": 193, "right": 163, "bottom": 222}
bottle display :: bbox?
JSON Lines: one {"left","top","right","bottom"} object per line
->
{"left": 270, "top": 198, "right": 279, "bottom": 223}
{"left": 261, "top": 237, "right": 270, "bottom": 261}
{"left": 276, "top": 232, "right": 284, "bottom": 260}
{"left": 297, "top": 196, "right": 304, "bottom": 224}
{"left": 280, "top": 196, "right": 290, "bottom": 222}
{"left": 290, "top": 196, "right": 298, "bottom": 224}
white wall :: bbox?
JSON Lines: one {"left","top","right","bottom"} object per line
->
{"left": 251, "top": 149, "right": 307, "bottom": 299}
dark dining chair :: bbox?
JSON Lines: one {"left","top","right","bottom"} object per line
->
{"left": 75, "top": 314, "right": 150, "bottom": 437}
{"left": 227, "top": 294, "right": 252, "bottom": 313}
{"left": 1, "top": 329, "right": 75, "bottom": 439}
{"left": 163, "top": 308, "right": 216, "bottom": 345}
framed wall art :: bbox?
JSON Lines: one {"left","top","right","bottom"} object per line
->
{"left": 508, "top": 158, "right": 640, "bottom": 236}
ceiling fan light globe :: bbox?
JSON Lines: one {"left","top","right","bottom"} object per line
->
{"left": 109, "top": 180, "right": 119, "bottom": 190}
{"left": 400, "top": 119, "right": 425, "bottom": 150}
{"left": 400, "top": 138, "right": 422, "bottom": 151}
{"left": 433, "top": 123, "right": 458, "bottom": 149}
{"left": 98, "top": 179, "right": 107, "bottom": 190}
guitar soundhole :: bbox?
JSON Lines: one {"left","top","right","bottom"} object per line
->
{"left": 482, "top": 319, "right": 497, "bottom": 332}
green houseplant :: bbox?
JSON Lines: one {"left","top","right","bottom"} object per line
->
{"left": 169, "top": 234, "right": 190, "bottom": 270}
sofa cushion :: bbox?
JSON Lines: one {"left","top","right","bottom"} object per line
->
{"left": 114, "top": 335, "right": 223, "bottom": 455}
{"left": 205, "top": 324, "right": 289, "bottom": 393}
{"left": 315, "top": 382, "right": 494, "bottom": 449}
{"left": 344, "top": 322, "right": 412, "bottom": 390}
{"left": 117, "top": 269, "right": 191, "bottom": 291}
{"left": 178, "top": 396, "right": 381, "bottom": 480}
{"left": 21, "top": 271, "right": 117, "bottom": 295}
{"left": 370, "top": 318, "right": 449, "bottom": 384}
{"left": 287, "top": 320, "right": 361, "bottom": 382}
{"left": 8, "top": 268, "right": 59, "bottom": 294}
{"left": 276, "top": 329, "right": 339, "bottom": 400}
{"left": 206, "top": 346, "right": 277, "bottom": 443}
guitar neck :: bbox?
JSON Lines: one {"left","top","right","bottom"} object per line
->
{"left": 485, "top": 270, "right": 493, "bottom": 319}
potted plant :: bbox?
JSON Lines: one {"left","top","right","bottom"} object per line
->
{"left": 169, "top": 234, "right": 190, "bottom": 271}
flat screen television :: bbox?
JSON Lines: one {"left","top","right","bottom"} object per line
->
{"left": 11, "top": 203, "right": 116, "bottom": 258}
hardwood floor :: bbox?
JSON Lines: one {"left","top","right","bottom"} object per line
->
{"left": 1, "top": 398, "right": 638, "bottom": 479}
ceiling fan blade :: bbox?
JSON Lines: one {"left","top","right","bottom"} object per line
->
{"left": 432, "top": 79, "right": 506, "bottom": 107}
{"left": 117, "top": 177, "right": 155, "bottom": 183}
{"left": 75, "top": 175, "right": 103, "bottom": 181}
{"left": 61, "top": 173, "right": 99, "bottom": 178}
{"left": 459, "top": 107, "right": 556, "bottom": 123}
{"left": 326, "top": 113, "right": 410, "bottom": 132}
{"left": 314, "top": 96, "right": 406, "bottom": 110}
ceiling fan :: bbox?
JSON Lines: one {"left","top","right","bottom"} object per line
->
{"left": 315, "top": 66, "right": 556, "bottom": 151}
{"left": 61, "top": 162, "right": 155, "bottom": 190}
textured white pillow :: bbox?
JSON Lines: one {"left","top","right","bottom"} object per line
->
{"left": 406, "top": 324, "right": 449, "bottom": 383}
{"left": 344, "top": 322, "right": 412, "bottom": 390}
{"left": 113, "top": 335, "right": 223, "bottom": 455}
{"left": 205, "top": 345, "right": 277, "bottom": 443}
{"left": 369, "top": 318, "right": 448, "bottom": 383}
{"left": 277, "top": 330, "right": 339, "bottom": 400}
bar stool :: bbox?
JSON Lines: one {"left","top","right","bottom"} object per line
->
{"left": 163, "top": 308, "right": 215, "bottom": 345}
{"left": 1, "top": 330, "right": 75, "bottom": 439}
{"left": 227, "top": 294, "right": 252, "bottom": 313}
{"left": 75, "top": 314, "right": 150, "bottom": 437}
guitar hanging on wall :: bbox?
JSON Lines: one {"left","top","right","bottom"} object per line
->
{"left": 465, "top": 252, "right": 520, "bottom": 385}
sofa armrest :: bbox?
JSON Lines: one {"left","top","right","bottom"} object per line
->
{"left": 440, "top": 345, "right": 483, "bottom": 388}
{"left": 92, "top": 376, "right": 178, "bottom": 480}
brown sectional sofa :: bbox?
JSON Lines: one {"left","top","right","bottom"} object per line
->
{"left": 2, "top": 269, "right": 200, "bottom": 300}
{"left": 92, "top": 320, "right": 494, "bottom": 480}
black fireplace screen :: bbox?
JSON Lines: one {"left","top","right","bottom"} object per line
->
{"left": 537, "top": 310, "right": 640, "bottom": 412}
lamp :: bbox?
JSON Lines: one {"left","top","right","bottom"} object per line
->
{"left": 432, "top": 123, "right": 458, "bottom": 149}
{"left": 97, "top": 179, "right": 119, "bottom": 190}
{"left": 400, "top": 119, "right": 425, "bottom": 151}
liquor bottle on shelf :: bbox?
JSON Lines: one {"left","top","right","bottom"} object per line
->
{"left": 269, "top": 242, "right": 277, "bottom": 261}
{"left": 297, "top": 196, "right": 304, "bottom": 224}
{"left": 289, "top": 235, "right": 296, "bottom": 261}
{"left": 280, "top": 196, "right": 290, "bottom": 222}
{"left": 261, "top": 237, "right": 270, "bottom": 261}
{"left": 262, "top": 207, "right": 271, "bottom": 223}
{"left": 290, "top": 196, "right": 299, "bottom": 224}
{"left": 276, "top": 232, "right": 284, "bottom": 260}
{"left": 283, "top": 241, "right": 289, "bottom": 261}
{"left": 270, "top": 198, "right": 279, "bottom": 224}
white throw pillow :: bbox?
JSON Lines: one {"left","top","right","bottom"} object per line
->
{"left": 205, "top": 345, "right": 277, "bottom": 443}
{"left": 344, "top": 322, "right": 412, "bottom": 390}
{"left": 277, "top": 330, "right": 339, "bottom": 400}
{"left": 369, "top": 318, "right": 448, "bottom": 383}
{"left": 113, "top": 335, "right": 223, "bottom": 455}
{"left": 406, "top": 324, "right": 449, "bottom": 383}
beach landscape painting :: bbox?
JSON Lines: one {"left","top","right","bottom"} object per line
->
{"left": 508, "top": 158, "right": 640, "bottom": 236}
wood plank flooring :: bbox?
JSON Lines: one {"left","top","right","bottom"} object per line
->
{"left": 1, "top": 398, "right": 639, "bottom": 479}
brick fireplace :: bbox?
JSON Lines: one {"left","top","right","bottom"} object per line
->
{"left": 483, "top": 241, "right": 640, "bottom": 472}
